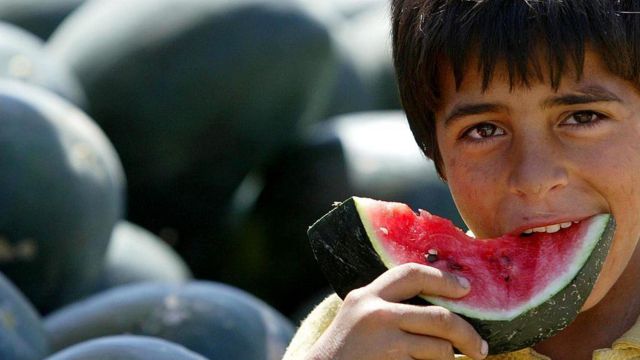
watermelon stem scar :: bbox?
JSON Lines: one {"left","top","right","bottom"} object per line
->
{"left": 308, "top": 196, "right": 615, "bottom": 354}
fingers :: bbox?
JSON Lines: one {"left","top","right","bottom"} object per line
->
{"left": 369, "top": 263, "right": 470, "bottom": 302}
{"left": 382, "top": 332, "right": 471, "bottom": 360}
{"left": 350, "top": 263, "right": 487, "bottom": 359}
{"left": 395, "top": 303, "right": 488, "bottom": 360}
{"left": 333, "top": 263, "right": 486, "bottom": 360}
{"left": 404, "top": 333, "right": 456, "bottom": 360}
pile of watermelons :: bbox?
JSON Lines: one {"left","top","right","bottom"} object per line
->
{"left": 0, "top": 0, "right": 462, "bottom": 358}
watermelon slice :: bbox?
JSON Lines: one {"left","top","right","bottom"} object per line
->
{"left": 307, "top": 197, "right": 615, "bottom": 354}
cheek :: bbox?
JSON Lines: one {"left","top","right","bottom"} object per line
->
{"left": 585, "top": 133, "right": 640, "bottom": 221}
{"left": 606, "top": 141, "right": 640, "bottom": 252}
{"left": 580, "top": 131, "right": 640, "bottom": 309}
{"left": 444, "top": 155, "right": 503, "bottom": 232}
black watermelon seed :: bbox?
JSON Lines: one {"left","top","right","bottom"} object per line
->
{"left": 425, "top": 249, "right": 439, "bottom": 263}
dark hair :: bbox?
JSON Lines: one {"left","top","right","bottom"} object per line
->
{"left": 391, "top": 0, "right": 640, "bottom": 177}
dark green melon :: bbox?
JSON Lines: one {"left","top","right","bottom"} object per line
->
{"left": 332, "top": 3, "right": 400, "bottom": 111}
{"left": 290, "top": 2, "right": 376, "bottom": 121}
{"left": 300, "top": 0, "right": 387, "bottom": 19}
{"left": 0, "top": 272, "right": 49, "bottom": 360}
{"left": 46, "top": 0, "right": 337, "bottom": 279}
{"left": 96, "top": 221, "right": 192, "bottom": 291}
{"left": 0, "top": 0, "right": 85, "bottom": 40}
{"left": 226, "top": 111, "right": 461, "bottom": 316}
{"left": 298, "top": 1, "right": 400, "bottom": 121}
{"left": 44, "top": 335, "right": 207, "bottom": 360}
{"left": 43, "top": 281, "right": 294, "bottom": 360}
{"left": 0, "top": 22, "right": 86, "bottom": 108}
{"left": 308, "top": 197, "right": 615, "bottom": 354}
{"left": 0, "top": 80, "right": 125, "bottom": 313}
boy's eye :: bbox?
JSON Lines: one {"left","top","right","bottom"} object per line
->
{"left": 562, "top": 111, "right": 605, "bottom": 126}
{"left": 463, "top": 123, "right": 506, "bottom": 140}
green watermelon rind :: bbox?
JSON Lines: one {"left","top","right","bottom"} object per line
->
{"left": 356, "top": 196, "right": 610, "bottom": 321}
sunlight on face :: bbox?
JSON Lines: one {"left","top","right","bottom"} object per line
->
{"left": 434, "top": 51, "right": 640, "bottom": 310}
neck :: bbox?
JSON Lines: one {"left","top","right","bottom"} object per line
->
{"left": 533, "top": 246, "right": 640, "bottom": 360}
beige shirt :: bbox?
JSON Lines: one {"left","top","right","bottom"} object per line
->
{"left": 283, "top": 294, "right": 640, "bottom": 360}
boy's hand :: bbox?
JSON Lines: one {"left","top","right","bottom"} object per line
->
{"left": 307, "top": 263, "right": 489, "bottom": 360}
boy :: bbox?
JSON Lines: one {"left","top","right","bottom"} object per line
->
{"left": 283, "top": 1, "right": 640, "bottom": 359}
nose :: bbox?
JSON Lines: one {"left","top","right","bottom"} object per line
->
{"left": 508, "top": 140, "right": 568, "bottom": 198}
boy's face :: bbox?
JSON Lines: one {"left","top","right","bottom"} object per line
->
{"left": 434, "top": 50, "right": 640, "bottom": 310}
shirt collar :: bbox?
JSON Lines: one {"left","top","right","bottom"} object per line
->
{"left": 611, "top": 314, "right": 640, "bottom": 351}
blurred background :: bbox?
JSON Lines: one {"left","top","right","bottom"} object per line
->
{"left": 0, "top": 0, "right": 464, "bottom": 359}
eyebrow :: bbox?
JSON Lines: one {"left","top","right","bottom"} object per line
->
{"left": 540, "top": 85, "right": 622, "bottom": 109}
{"left": 443, "top": 103, "right": 509, "bottom": 128}
{"left": 442, "top": 85, "right": 622, "bottom": 128}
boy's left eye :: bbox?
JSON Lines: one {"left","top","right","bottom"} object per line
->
{"left": 561, "top": 111, "right": 606, "bottom": 126}
{"left": 463, "top": 123, "right": 506, "bottom": 140}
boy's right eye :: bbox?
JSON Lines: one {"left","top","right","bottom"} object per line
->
{"left": 462, "top": 123, "right": 506, "bottom": 141}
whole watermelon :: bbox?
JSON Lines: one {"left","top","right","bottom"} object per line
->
{"left": 0, "top": 272, "right": 49, "bottom": 360}
{"left": 44, "top": 335, "right": 207, "bottom": 360}
{"left": 292, "top": 0, "right": 399, "bottom": 121}
{"left": 96, "top": 221, "right": 192, "bottom": 291}
{"left": 44, "top": 281, "right": 294, "bottom": 360}
{"left": 332, "top": 3, "right": 400, "bottom": 111}
{"left": 0, "top": 0, "right": 85, "bottom": 40}
{"left": 47, "top": 0, "right": 337, "bottom": 278}
{"left": 0, "top": 80, "right": 125, "bottom": 313}
{"left": 0, "top": 21, "right": 85, "bottom": 108}
{"left": 300, "top": 0, "right": 387, "bottom": 19}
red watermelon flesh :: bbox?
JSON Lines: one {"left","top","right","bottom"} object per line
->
{"left": 355, "top": 197, "right": 608, "bottom": 321}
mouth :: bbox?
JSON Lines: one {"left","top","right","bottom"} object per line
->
{"left": 520, "top": 221, "right": 580, "bottom": 236}
{"left": 516, "top": 218, "right": 591, "bottom": 237}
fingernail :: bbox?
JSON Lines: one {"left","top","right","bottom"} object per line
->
{"left": 481, "top": 340, "right": 489, "bottom": 357}
{"left": 456, "top": 275, "right": 470, "bottom": 289}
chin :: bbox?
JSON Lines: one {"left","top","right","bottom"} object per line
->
{"left": 580, "top": 292, "right": 602, "bottom": 312}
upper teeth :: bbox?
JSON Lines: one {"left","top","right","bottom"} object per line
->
{"left": 522, "top": 221, "right": 575, "bottom": 234}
